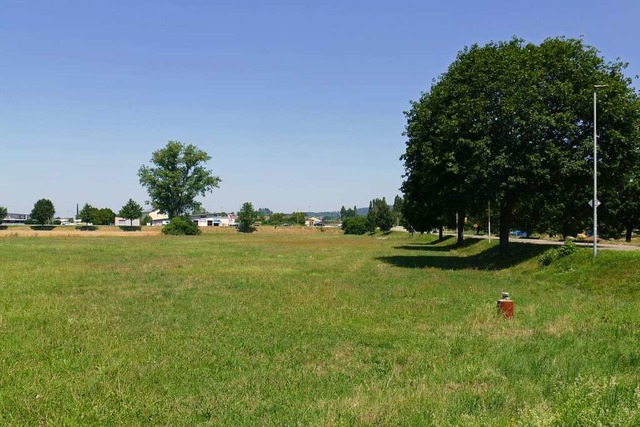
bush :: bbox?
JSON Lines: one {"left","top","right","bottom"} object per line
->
{"left": 539, "top": 240, "right": 578, "bottom": 266}
{"left": 558, "top": 239, "right": 578, "bottom": 257}
{"left": 162, "top": 216, "right": 201, "bottom": 235}
{"left": 539, "top": 250, "right": 557, "bottom": 266}
{"left": 342, "top": 216, "right": 368, "bottom": 235}
{"left": 76, "top": 226, "right": 97, "bottom": 231}
{"left": 0, "top": 226, "right": 7, "bottom": 230}
{"left": 119, "top": 226, "right": 142, "bottom": 232}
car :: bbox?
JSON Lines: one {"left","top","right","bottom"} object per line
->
{"left": 510, "top": 229, "right": 528, "bottom": 238}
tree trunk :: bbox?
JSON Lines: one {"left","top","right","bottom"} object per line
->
{"left": 438, "top": 225, "right": 444, "bottom": 241}
{"left": 499, "top": 196, "right": 516, "bottom": 256}
{"left": 457, "top": 212, "right": 465, "bottom": 246}
{"left": 626, "top": 226, "right": 633, "bottom": 242}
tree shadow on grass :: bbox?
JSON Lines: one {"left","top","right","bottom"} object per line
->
{"left": 379, "top": 242, "right": 553, "bottom": 270}
{"left": 403, "top": 235, "right": 455, "bottom": 245}
{"left": 394, "top": 237, "right": 482, "bottom": 252}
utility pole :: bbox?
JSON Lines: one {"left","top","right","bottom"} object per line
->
{"left": 593, "top": 84, "right": 607, "bottom": 258}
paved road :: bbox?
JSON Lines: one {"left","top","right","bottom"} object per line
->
{"left": 469, "top": 234, "right": 640, "bottom": 251}
{"left": 391, "top": 227, "right": 640, "bottom": 251}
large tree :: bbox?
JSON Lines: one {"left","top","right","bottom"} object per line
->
{"left": 402, "top": 37, "right": 640, "bottom": 254}
{"left": 30, "top": 199, "right": 55, "bottom": 225}
{"left": 138, "top": 141, "right": 221, "bottom": 218}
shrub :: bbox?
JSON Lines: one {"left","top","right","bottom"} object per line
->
{"left": 119, "top": 226, "right": 142, "bottom": 232}
{"left": 342, "top": 216, "right": 368, "bottom": 235}
{"left": 539, "top": 249, "right": 557, "bottom": 266}
{"left": 539, "top": 240, "right": 578, "bottom": 266}
{"left": 558, "top": 239, "right": 578, "bottom": 257}
{"left": 76, "top": 226, "right": 97, "bottom": 231}
{"left": 162, "top": 216, "right": 201, "bottom": 235}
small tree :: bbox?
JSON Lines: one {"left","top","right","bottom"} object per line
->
{"left": 30, "top": 199, "right": 55, "bottom": 225}
{"left": 366, "top": 198, "right": 393, "bottom": 232}
{"left": 93, "top": 208, "right": 116, "bottom": 225}
{"left": 238, "top": 202, "right": 256, "bottom": 233}
{"left": 142, "top": 214, "right": 152, "bottom": 226}
{"left": 376, "top": 199, "right": 393, "bottom": 232}
{"left": 79, "top": 203, "right": 96, "bottom": 226}
{"left": 0, "top": 206, "right": 7, "bottom": 222}
{"left": 392, "top": 195, "right": 404, "bottom": 226}
{"left": 119, "top": 199, "right": 143, "bottom": 226}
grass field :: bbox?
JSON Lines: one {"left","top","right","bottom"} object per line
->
{"left": 1, "top": 228, "right": 639, "bottom": 425}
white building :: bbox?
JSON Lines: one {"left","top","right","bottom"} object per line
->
{"left": 145, "top": 210, "right": 170, "bottom": 226}
{"left": 115, "top": 217, "right": 141, "bottom": 226}
{"left": 190, "top": 213, "right": 236, "bottom": 227}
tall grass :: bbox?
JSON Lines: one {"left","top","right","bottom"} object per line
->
{"left": 0, "top": 231, "right": 639, "bottom": 425}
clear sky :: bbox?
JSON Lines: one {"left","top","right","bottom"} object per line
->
{"left": 2, "top": 0, "right": 639, "bottom": 216}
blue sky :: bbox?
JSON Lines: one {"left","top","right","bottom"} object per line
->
{"left": 2, "top": 0, "right": 639, "bottom": 216}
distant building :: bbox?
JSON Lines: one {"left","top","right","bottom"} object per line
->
{"left": 190, "top": 213, "right": 236, "bottom": 227}
{"left": 144, "top": 210, "right": 170, "bottom": 226}
{"left": 305, "top": 216, "right": 323, "bottom": 226}
{"left": 114, "top": 217, "right": 141, "bottom": 226}
{"left": 2, "top": 213, "right": 29, "bottom": 224}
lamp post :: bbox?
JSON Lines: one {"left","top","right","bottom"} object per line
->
{"left": 593, "top": 84, "right": 607, "bottom": 258}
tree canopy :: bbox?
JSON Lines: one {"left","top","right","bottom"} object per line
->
{"left": 138, "top": 141, "right": 221, "bottom": 218}
{"left": 401, "top": 37, "right": 640, "bottom": 254}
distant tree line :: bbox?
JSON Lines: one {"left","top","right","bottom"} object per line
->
{"left": 340, "top": 197, "right": 405, "bottom": 235}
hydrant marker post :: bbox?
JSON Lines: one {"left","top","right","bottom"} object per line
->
{"left": 497, "top": 292, "right": 514, "bottom": 319}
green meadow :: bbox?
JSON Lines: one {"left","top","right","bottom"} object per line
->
{"left": 1, "top": 229, "right": 639, "bottom": 425}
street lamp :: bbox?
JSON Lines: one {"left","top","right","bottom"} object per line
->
{"left": 593, "top": 84, "right": 608, "bottom": 258}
